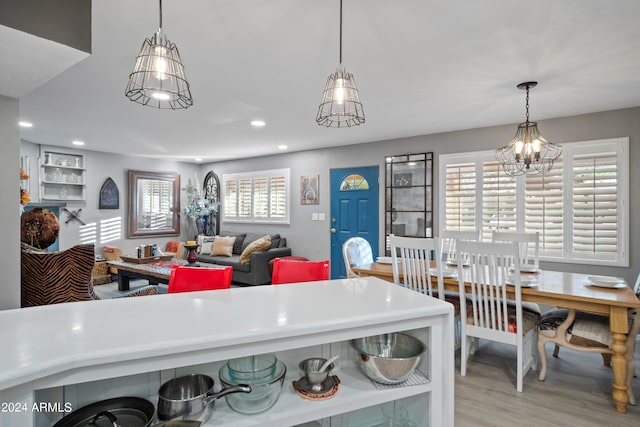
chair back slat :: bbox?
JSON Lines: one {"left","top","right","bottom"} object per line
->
{"left": 492, "top": 231, "right": 540, "bottom": 269}
{"left": 458, "top": 241, "right": 520, "bottom": 334}
{"left": 389, "top": 235, "right": 443, "bottom": 299}
{"left": 439, "top": 230, "right": 481, "bottom": 265}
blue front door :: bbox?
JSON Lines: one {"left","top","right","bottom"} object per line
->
{"left": 330, "top": 166, "right": 379, "bottom": 279}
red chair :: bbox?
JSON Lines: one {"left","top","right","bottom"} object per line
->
{"left": 271, "top": 258, "right": 330, "bottom": 285}
{"left": 168, "top": 265, "right": 233, "bottom": 293}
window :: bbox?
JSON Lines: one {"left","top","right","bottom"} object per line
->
{"left": 222, "top": 169, "right": 290, "bottom": 224}
{"left": 439, "top": 137, "right": 628, "bottom": 266}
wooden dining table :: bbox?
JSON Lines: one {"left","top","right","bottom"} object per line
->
{"left": 352, "top": 261, "right": 640, "bottom": 413}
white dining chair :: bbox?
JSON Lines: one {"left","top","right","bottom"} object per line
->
{"left": 342, "top": 237, "right": 374, "bottom": 278}
{"left": 390, "top": 234, "right": 443, "bottom": 297}
{"left": 390, "top": 234, "right": 462, "bottom": 348}
{"left": 456, "top": 240, "right": 540, "bottom": 392}
{"left": 492, "top": 231, "right": 540, "bottom": 271}
{"left": 439, "top": 229, "right": 481, "bottom": 266}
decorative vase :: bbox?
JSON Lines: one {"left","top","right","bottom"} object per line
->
{"left": 196, "top": 216, "right": 206, "bottom": 235}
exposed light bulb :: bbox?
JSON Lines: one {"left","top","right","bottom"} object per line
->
{"left": 333, "top": 78, "right": 345, "bottom": 104}
{"left": 152, "top": 46, "right": 169, "bottom": 80}
{"left": 514, "top": 140, "right": 524, "bottom": 154}
{"left": 152, "top": 91, "right": 171, "bottom": 100}
{"left": 532, "top": 138, "right": 541, "bottom": 152}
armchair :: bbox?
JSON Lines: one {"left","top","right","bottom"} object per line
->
{"left": 21, "top": 243, "right": 157, "bottom": 308}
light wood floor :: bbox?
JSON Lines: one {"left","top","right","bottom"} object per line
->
{"left": 455, "top": 340, "right": 640, "bottom": 427}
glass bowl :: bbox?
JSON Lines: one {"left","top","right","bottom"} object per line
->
{"left": 226, "top": 353, "right": 277, "bottom": 382}
{"left": 219, "top": 359, "right": 286, "bottom": 414}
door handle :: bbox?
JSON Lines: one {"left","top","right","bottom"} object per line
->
{"left": 330, "top": 228, "right": 336, "bottom": 234}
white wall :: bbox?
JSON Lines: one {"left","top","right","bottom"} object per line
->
{"left": 0, "top": 95, "right": 21, "bottom": 310}
{"left": 205, "top": 107, "right": 640, "bottom": 285}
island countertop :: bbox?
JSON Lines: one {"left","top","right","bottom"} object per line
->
{"left": 0, "top": 277, "right": 453, "bottom": 392}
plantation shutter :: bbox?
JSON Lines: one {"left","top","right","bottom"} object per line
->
{"left": 224, "top": 180, "right": 237, "bottom": 218}
{"left": 238, "top": 178, "right": 253, "bottom": 218}
{"left": 222, "top": 169, "right": 290, "bottom": 223}
{"left": 439, "top": 137, "right": 627, "bottom": 266}
{"left": 270, "top": 176, "right": 287, "bottom": 218}
{"left": 482, "top": 161, "right": 516, "bottom": 241}
{"left": 525, "top": 158, "right": 563, "bottom": 253}
{"left": 572, "top": 149, "right": 618, "bottom": 257}
{"left": 444, "top": 163, "right": 476, "bottom": 232}
{"left": 253, "top": 177, "right": 269, "bottom": 218}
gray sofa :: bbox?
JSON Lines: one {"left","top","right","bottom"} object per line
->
{"left": 196, "top": 231, "right": 291, "bottom": 286}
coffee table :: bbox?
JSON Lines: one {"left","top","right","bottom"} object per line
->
{"left": 107, "top": 259, "right": 220, "bottom": 291}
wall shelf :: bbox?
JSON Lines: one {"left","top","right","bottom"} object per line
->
{"left": 39, "top": 150, "right": 86, "bottom": 202}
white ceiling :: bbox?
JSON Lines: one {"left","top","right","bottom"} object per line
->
{"left": 16, "top": 0, "right": 640, "bottom": 163}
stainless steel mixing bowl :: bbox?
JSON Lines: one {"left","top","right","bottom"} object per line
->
{"left": 350, "top": 332, "right": 426, "bottom": 384}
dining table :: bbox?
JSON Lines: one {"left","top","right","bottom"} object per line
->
{"left": 352, "top": 261, "right": 640, "bottom": 413}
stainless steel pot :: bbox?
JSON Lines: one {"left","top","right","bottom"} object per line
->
{"left": 157, "top": 374, "right": 251, "bottom": 423}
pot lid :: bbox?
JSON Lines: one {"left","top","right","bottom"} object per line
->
{"left": 53, "top": 397, "right": 154, "bottom": 427}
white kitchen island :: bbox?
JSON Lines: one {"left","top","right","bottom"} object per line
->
{"left": 0, "top": 276, "right": 454, "bottom": 426}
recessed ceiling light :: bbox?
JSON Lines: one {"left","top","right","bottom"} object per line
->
{"left": 251, "top": 120, "right": 266, "bottom": 127}
{"left": 72, "top": 140, "right": 85, "bottom": 146}
{"left": 19, "top": 121, "right": 33, "bottom": 128}
{"left": 194, "top": 158, "right": 203, "bottom": 162}
{"left": 278, "top": 145, "right": 287, "bottom": 150}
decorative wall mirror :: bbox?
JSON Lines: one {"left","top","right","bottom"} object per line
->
{"left": 203, "top": 171, "right": 221, "bottom": 236}
{"left": 385, "top": 152, "right": 434, "bottom": 254}
{"left": 128, "top": 170, "right": 180, "bottom": 238}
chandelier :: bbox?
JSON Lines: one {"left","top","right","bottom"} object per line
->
{"left": 125, "top": 0, "right": 193, "bottom": 109}
{"left": 316, "top": 0, "right": 365, "bottom": 128}
{"left": 495, "top": 82, "right": 561, "bottom": 175}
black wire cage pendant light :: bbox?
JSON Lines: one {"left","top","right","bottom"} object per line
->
{"left": 316, "top": 0, "right": 365, "bottom": 128}
{"left": 495, "top": 82, "right": 561, "bottom": 175}
{"left": 125, "top": 0, "right": 193, "bottom": 109}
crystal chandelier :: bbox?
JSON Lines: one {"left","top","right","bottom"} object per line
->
{"left": 316, "top": 0, "right": 365, "bottom": 128}
{"left": 495, "top": 82, "right": 561, "bottom": 175}
{"left": 125, "top": 0, "right": 193, "bottom": 109}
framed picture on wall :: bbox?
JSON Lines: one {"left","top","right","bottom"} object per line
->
{"left": 300, "top": 175, "right": 319, "bottom": 205}
{"left": 99, "top": 177, "right": 119, "bottom": 209}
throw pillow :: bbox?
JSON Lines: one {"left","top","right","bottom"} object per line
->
{"left": 239, "top": 235, "right": 272, "bottom": 265}
{"left": 165, "top": 240, "right": 181, "bottom": 254}
{"left": 210, "top": 236, "right": 236, "bottom": 257}
{"left": 198, "top": 236, "right": 216, "bottom": 254}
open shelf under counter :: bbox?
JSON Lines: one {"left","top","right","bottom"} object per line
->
{"left": 0, "top": 277, "right": 454, "bottom": 427}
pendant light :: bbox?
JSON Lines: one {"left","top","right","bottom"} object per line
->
{"left": 316, "top": 0, "right": 365, "bottom": 128}
{"left": 495, "top": 82, "right": 561, "bottom": 175}
{"left": 125, "top": 0, "right": 193, "bottom": 109}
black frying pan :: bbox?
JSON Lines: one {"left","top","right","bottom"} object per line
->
{"left": 52, "top": 396, "right": 154, "bottom": 427}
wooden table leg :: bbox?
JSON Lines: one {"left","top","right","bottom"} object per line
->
{"left": 117, "top": 271, "right": 131, "bottom": 291}
{"left": 609, "top": 306, "right": 629, "bottom": 413}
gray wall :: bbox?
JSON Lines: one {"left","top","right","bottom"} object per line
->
{"left": 205, "top": 107, "right": 640, "bottom": 285}
{"left": 0, "top": 0, "right": 92, "bottom": 53}
{"left": 20, "top": 141, "right": 200, "bottom": 257}
{"left": 1, "top": 95, "right": 21, "bottom": 310}
{"left": 3, "top": 106, "right": 637, "bottom": 310}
